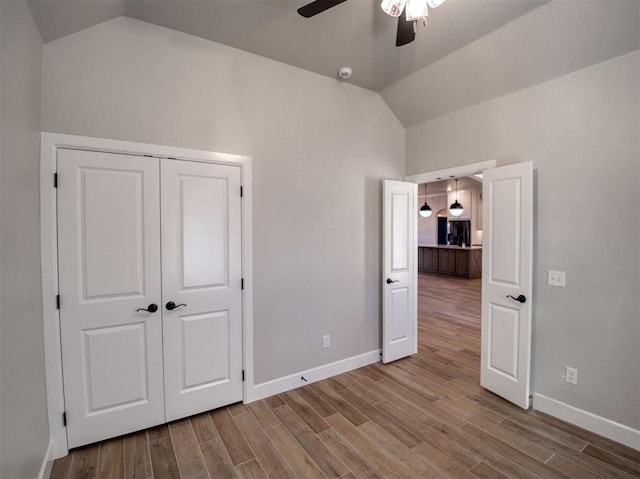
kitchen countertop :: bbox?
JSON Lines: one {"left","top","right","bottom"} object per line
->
{"left": 418, "top": 244, "right": 483, "bottom": 250}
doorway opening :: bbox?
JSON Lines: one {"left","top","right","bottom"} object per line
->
{"left": 404, "top": 159, "right": 493, "bottom": 393}
{"left": 405, "top": 159, "right": 534, "bottom": 410}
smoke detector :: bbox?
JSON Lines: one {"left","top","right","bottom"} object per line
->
{"left": 338, "top": 67, "right": 352, "bottom": 80}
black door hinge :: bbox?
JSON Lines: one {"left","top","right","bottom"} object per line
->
{"left": 242, "top": 370, "right": 245, "bottom": 382}
{"left": 240, "top": 186, "right": 244, "bottom": 197}
{"left": 54, "top": 173, "right": 58, "bottom": 188}
{"left": 62, "top": 412, "right": 67, "bottom": 427}
{"left": 241, "top": 278, "right": 244, "bottom": 290}
{"left": 56, "top": 295, "right": 60, "bottom": 310}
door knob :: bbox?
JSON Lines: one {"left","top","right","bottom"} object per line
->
{"left": 136, "top": 303, "right": 158, "bottom": 313}
{"left": 386, "top": 278, "right": 399, "bottom": 284}
{"left": 165, "top": 301, "right": 187, "bottom": 311}
{"left": 507, "top": 294, "right": 527, "bottom": 304}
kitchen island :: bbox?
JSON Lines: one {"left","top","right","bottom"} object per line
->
{"left": 418, "top": 245, "right": 482, "bottom": 279}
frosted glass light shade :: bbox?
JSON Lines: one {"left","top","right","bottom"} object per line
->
{"left": 419, "top": 203, "right": 433, "bottom": 218}
{"left": 449, "top": 201, "right": 464, "bottom": 217}
{"left": 406, "top": 0, "right": 428, "bottom": 21}
{"left": 381, "top": 0, "right": 408, "bottom": 17}
{"left": 426, "top": 0, "right": 446, "bottom": 8}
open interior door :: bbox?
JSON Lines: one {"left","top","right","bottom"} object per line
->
{"left": 382, "top": 180, "right": 417, "bottom": 363}
{"left": 481, "top": 162, "right": 533, "bottom": 408}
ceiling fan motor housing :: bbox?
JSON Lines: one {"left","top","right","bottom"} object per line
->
{"left": 338, "top": 67, "right": 352, "bottom": 79}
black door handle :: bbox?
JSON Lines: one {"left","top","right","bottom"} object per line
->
{"left": 136, "top": 303, "right": 158, "bottom": 313}
{"left": 507, "top": 294, "right": 527, "bottom": 304}
{"left": 386, "top": 278, "right": 399, "bottom": 284}
{"left": 166, "top": 301, "right": 187, "bottom": 311}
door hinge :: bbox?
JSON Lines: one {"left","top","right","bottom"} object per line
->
{"left": 242, "top": 370, "right": 245, "bottom": 382}
{"left": 54, "top": 173, "right": 58, "bottom": 188}
{"left": 240, "top": 186, "right": 244, "bottom": 198}
{"left": 56, "top": 295, "right": 60, "bottom": 310}
{"left": 62, "top": 411, "right": 67, "bottom": 427}
{"left": 241, "top": 278, "right": 244, "bottom": 290}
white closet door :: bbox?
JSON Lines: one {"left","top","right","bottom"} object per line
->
{"left": 161, "top": 159, "right": 243, "bottom": 421}
{"left": 57, "top": 149, "right": 164, "bottom": 448}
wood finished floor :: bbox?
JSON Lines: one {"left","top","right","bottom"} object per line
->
{"left": 51, "top": 273, "right": 640, "bottom": 479}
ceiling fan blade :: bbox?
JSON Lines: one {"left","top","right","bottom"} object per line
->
{"left": 297, "top": 0, "right": 349, "bottom": 18}
{"left": 396, "top": 13, "right": 416, "bottom": 46}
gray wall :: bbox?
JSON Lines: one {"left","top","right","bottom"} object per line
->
{"left": 42, "top": 17, "right": 405, "bottom": 384}
{"left": 407, "top": 51, "right": 640, "bottom": 430}
{"left": 0, "top": 0, "right": 49, "bottom": 477}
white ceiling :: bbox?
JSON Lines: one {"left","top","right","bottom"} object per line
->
{"left": 27, "top": 0, "right": 548, "bottom": 91}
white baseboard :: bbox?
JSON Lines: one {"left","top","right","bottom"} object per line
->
{"left": 533, "top": 393, "right": 640, "bottom": 451}
{"left": 38, "top": 441, "right": 54, "bottom": 479}
{"left": 245, "top": 349, "right": 381, "bottom": 403}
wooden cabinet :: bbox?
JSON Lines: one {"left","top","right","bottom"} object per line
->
{"left": 455, "top": 250, "right": 469, "bottom": 275}
{"left": 419, "top": 246, "right": 482, "bottom": 279}
{"left": 438, "top": 249, "right": 456, "bottom": 273}
{"left": 423, "top": 247, "right": 439, "bottom": 272}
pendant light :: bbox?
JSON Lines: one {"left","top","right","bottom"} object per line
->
{"left": 419, "top": 183, "right": 433, "bottom": 218}
{"left": 449, "top": 179, "right": 464, "bottom": 217}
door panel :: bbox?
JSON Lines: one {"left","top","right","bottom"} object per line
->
{"left": 487, "top": 304, "right": 519, "bottom": 378}
{"left": 81, "top": 168, "right": 146, "bottom": 298}
{"left": 161, "top": 159, "right": 243, "bottom": 421}
{"left": 58, "top": 149, "right": 164, "bottom": 448}
{"left": 382, "top": 180, "right": 417, "bottom": 364}
{"left": 83, "top": 323, "right": 149, "bottom": 412}
{"left": 489, "top": 177, "right": 521, "bottom": 285}
{"left": 180, "top": 311, "right": 230, "bottom": 390}
{"left": 181, "top": 175, "right": 229, "bottom": 288}
{"left": 481, "top": 162, "right": 533, "bottom": 409}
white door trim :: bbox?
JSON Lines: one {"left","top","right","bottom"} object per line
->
{"left": 40, "top": 132, "right": 254, "bottom": 458}
{"left": 404, "top": 160, "right": 497, "bottom": 185}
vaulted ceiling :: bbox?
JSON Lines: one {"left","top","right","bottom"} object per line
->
{"left": 28, "top": 0, "right": 548, "bottom": 92}
{"left": 26, "top": 1, "right": 640, "bottom": 126}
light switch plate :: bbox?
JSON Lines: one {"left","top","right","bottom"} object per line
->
{"left": 548, "top": 270, "right": 566, "bottom": 287}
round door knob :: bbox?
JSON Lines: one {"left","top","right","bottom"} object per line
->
{"left": 165, "top": 301, "right": 187, "bottom": 311}
{"left": 136, "top": 303, "right": 158, "bottom": 313}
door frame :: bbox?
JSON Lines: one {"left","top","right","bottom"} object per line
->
{"left": 40, "top": 132, "right": 254, "bottom": 458}
{"left": 404, "top": 157, "right": 533, "bottom": 392}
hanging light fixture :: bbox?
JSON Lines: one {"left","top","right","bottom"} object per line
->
{"left": 449, "top": 179, "right": 464, "bottom": 217}
{"left": 419, "top": 183, "right": 433, "bottom": 218}
{"left": 381, "top": 0, "right": 446, "bottom": 24}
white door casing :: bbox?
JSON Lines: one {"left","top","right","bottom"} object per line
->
{"left": 481, "top": 161, "right": 533, "bottom": 409}
{"left": 382, "top": 180, "right": 418, "bottom": 363}
{"left": 57, "top": 149, "right": 165, "bottom": 448}
{"left": 161, "top": 159, "right": 243, "bottom": 421}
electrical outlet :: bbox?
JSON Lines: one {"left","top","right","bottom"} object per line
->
{"left": 323, "top": 335, "right": 330, "bottom": 349}
{"left": 565, "top": 366, "right": 578, "bottom": 385}
{"left": 548, "top": 270, "right": 566, "bottom": 287}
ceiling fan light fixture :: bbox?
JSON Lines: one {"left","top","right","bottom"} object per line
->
{"left": 406, "top": 0, "right": 428, "bottom": 21}
{"left": 381, "top": 0, "right": 408, "bottom": 17}
{"left": 426, "top": 0, "right": 446, "bottom": 8}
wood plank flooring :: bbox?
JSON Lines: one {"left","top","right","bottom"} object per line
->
{"left": 51, "top": 273, "right": 640, "bottom": 479}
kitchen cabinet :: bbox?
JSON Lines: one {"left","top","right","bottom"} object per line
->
{"left": 418, "top": 246, "right": 482, "bottom": 279}
{"left": 423, "top": 247, "right": 439, "bottom": 272}
{"left": 438, "top": 249, "right": 457, "bottom": 273}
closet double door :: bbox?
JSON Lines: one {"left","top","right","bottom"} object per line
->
{"left": 57, "top": 149, "right": 243, "bottom": 448}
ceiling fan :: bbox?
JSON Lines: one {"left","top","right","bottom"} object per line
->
{"left": 297, "top": 0, "right": 447, "bottom": 47}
